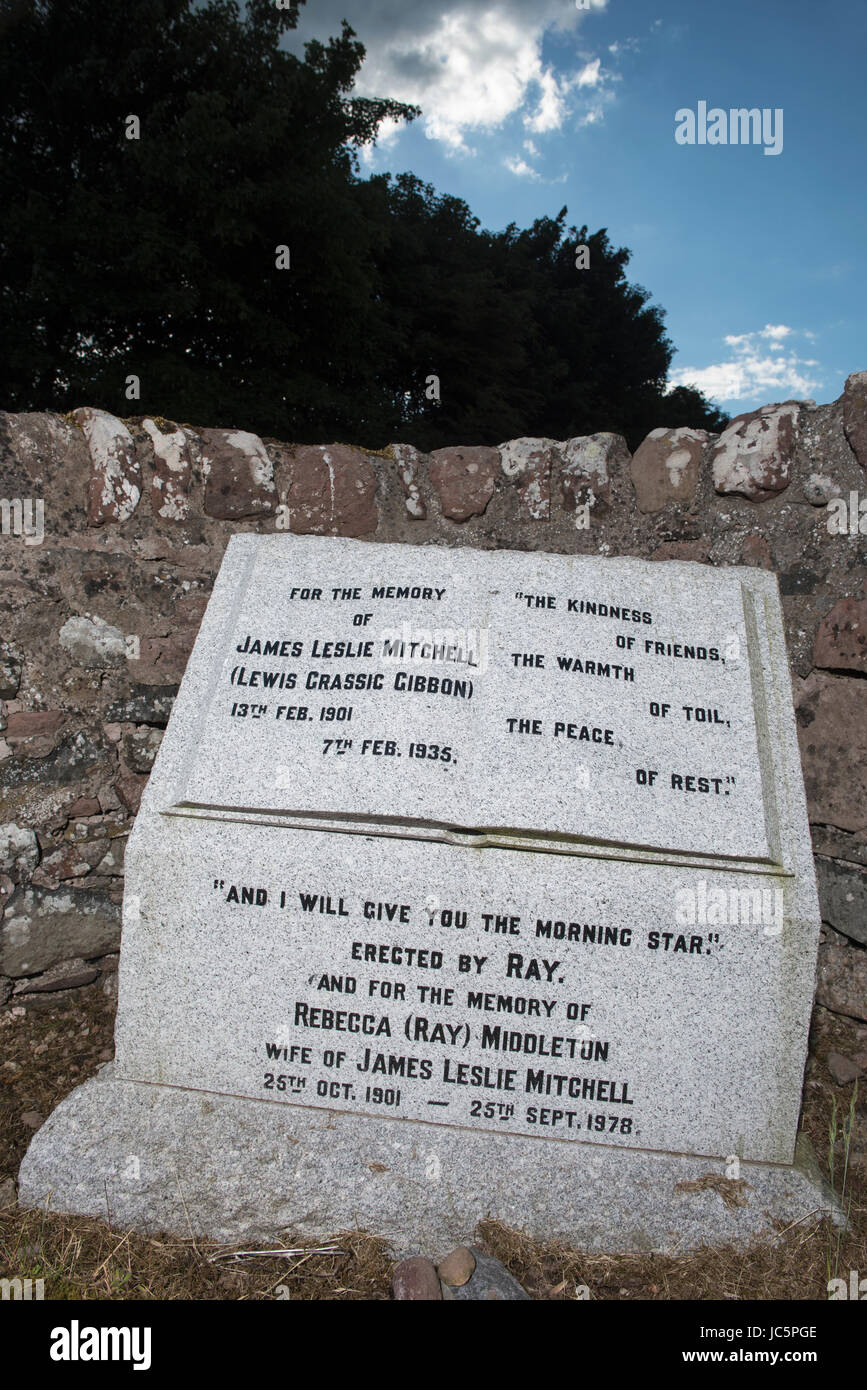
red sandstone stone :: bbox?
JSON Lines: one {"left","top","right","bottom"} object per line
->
{"left": 143, "top": 418, "right": 195, "bottom": 521}
{"left": 201, "top": 428, "right": 277, "bottom": 520}
{"left": 843, "top": 371, "right": 867, "bottom": 469}
{"left": 282, "top": 445, "right": 378, "bottom": 536}
{"left": 392, "top": 1256, "right": 443, "bottom": 1301}
{"left": 5, "top": 710, "right": 67, "bottom": 739}
{"left": 740, "top": 535, "right": 773, "bottom": 569}
{"left": 114, "top": 771, "right": 147, "bottom": 815}
{"left": 631, "top": 428, "right": 706, "bottom": 513}
{"left": 71, "top": 408, "right": 142, "bottom": 526}
{"left": 429, "top": 446, "right": 499, "bottom": 522}
{"left": 796, "top": 672, "right": 867, "bottom": 832}
{"left": 711, "top": 403, "right": 798, "bottom": 501}
{"left": 129, "top": 631, "right": 198, "bottom": 685}
{"left": 814, "top": 597, "right": 867, "bottom": 674}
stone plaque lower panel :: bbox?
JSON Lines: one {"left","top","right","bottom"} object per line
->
{"left": 116, "top": 818, "right": 816, "bottom": 1165}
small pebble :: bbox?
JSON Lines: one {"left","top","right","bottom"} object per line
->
{"left": 437, "top": 1246, "right": 476, "bottom": 1287}
{"left": 452, "top": 1250, "right": 531, "bottom": 1301}
{"left": 392, "top": 1256, "right": 442, "bottom": 1301}
{"left": 803, "top": 474, "right": 841, "bottom": 506}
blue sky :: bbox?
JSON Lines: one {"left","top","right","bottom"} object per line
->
{"left": 284, "top": 0, "right": 865, "bottom": 417}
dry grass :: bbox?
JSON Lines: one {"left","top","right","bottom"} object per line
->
{"left": 1, "top": 987, "right": 864, "bottom": 1301}
{"left": 476, "top": 1210, "right": 866, "bottom": 1301}
{"left": 0, "top": 1207, "right": 394, "bottom": 1301}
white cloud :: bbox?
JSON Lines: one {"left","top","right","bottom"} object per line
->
{"left": 668, "top": 327, "right": 823, "bottom": 403}
{"left": 576, "top": 58, "right": 603, "bottom": 88}
{"left": 286, "top": 1, "right": 616, "bottom": 154}
{"left": 607, "top": 34, "right": 642, "bottom": 56}
{"left": 524, "top": 67, "right": 570, "bottom": 134}
{"left": 759, "top": 323, "right": 793, "bottom": 341}
{"left": 523, "top": 58, "right": 616, "bottom": 136}
{"left": 504, "top": 155, "right": 541, "bottom": 179}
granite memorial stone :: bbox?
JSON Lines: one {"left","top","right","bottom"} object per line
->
{"left": 19, "top": 536, "right": 831, "bottom": 1250}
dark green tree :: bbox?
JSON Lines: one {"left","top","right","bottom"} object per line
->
{"left": 0, "top": 0, "right": 418, "bottom": 432}
{"left": 0, "top": 0, "right": 726, "bottom": 446}
{"left": 482, "top": 209, "right": 728, "bottom": 446}
{"left": 367, "top": 173, "right": 544, "bottom": 449}
{"left": 369, "top": 193, "right": 726, "bottom": 448}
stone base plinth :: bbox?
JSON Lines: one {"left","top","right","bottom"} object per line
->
{"left": 18, "top": 1067, "right": 838, "bottom": 1254}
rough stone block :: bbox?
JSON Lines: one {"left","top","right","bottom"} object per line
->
{"left": 429, "top": 446, "right": 499, "bottom": 521}
{"left": 631, "top": 428, "right": 706, "bottom": 513}
{"left": 843, "top": 370, "right": 867, "bottom": 469}
{"left": 0, "top": 886, "right": 121, "bottom": 976}
{"left": 796, "top": 673, "right": 867, "bottom": 833}
{"left": 498, "top": 438, "right": 555, "bottom": 520}
{"left": 281, "top": 444, "right": 377, "bottom": 535}
{"left": 712, "top": 403, "right": 799, "bottom": 500}
{"left": 143, "top": 418, "right": 195, "bottom": 521}
{"left": 560, "top": 433, "right": 629, "bottom": 509}
{"left": 813, "top": 597, "right": 867, "bottom": 674}
{"left": 71, "top": 408, "right": 142, "bottom": 526}
{"left": 201, "top": 428, "right": 277, "bottom": 520}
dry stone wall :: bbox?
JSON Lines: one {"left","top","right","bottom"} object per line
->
{"left": 1, "top": 377, "right": 865, "bottom": 1103}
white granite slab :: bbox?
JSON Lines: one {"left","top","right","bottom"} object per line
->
{"left": 167, "top": 537, "right": 781, "bottom": 868}
{"left": 115, "top": 816, "right": 814, "bottom": 1164}
{"left": 20, "top": 539, "right": 823, "bottom": 1246}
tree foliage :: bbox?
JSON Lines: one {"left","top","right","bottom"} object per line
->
{"left": 0, "top": 0, "right": 727, "bottom": 447}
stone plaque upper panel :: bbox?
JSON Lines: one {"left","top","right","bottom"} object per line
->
{"left": 170, "top": 536, "right": 778, "bottom": 864}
